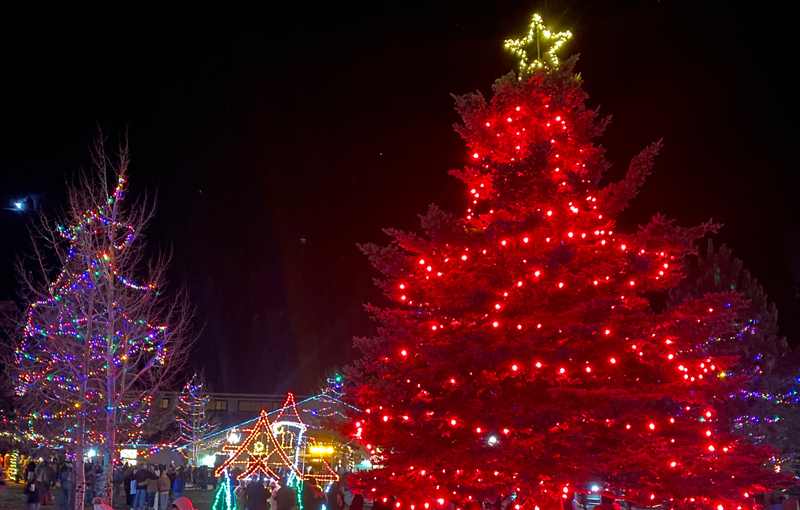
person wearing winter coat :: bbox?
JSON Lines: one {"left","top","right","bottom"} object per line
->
{"left": 133, "top": 467, "right": 152, "bottom": 510}
{"left": 308, "top": 486, "right": 327, "bottom": 510}
{"left": 146, "top": 470, "right": 159, "bottom": 510}
{"left": 233, "top": 480, "right": 248, "bottom": 510}
{"left": 83, "top": 466, "right": 97, "bottom": 504}
{"left": 158, "top": 470, "right": 171, "bottom": 510}
{"left": 58, "top": 464, "right": 73, "bottom": 510}
{"left": 92, "top": 465, "right": 105, "bottom": 503}
{"left": 269, "top": 480, "right": 279, "bottom": 510}
{"left": 26, "top": 459, "right": 37, "bottom": 482}
{"left": 247, "top": 479, "right": 271, "bottom": 510}
{"left": 197, "top": 466, "right": 207, "bottom": 490}
{"left": 327, "top": 480, "right": 344, "bottom": 510}
{"left": 41, "top": 461, "right": 54, "bottom": 488}
{"left": 350, "top": 494, "right": 365, "bottom": 510}
{"left": 173, "top": 468, "right": 187, "bottom": 500}
{"left": 124, "top": 466, "right": 134, "bottom": 506}
{"left": 113, "top": 464, "right": 125, "bottom": 505}
{"left": 26, "top": 475, "right": 44, "bottom": 510}
{"left": 274, "top": 478, "right": 297, "bottom": 510}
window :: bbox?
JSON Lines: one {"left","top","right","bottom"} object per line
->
{"left": 210, "top": 400, "right": 228, "bottom": 411}
{"left": 238, "top": 401, "right": 268, "bottom": 412}
{"left": 160, "top": 398, "right": 170, "bottom": 409}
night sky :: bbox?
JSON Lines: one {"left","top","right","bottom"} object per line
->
{"left": 1, "top": 2, "right": 797, "bottom": 394}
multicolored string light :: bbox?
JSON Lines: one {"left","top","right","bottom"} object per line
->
{"left": 177, "top": 374, "right": 218, "bottom": 463}
{"left": 214, "top": 394, "right": 338, "bottom": 485}
{"left": 15, "top": 174, "right": 167, "bottom": 449}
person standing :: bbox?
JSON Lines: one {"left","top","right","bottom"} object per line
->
{"left": 309, "top": 486, "right": 327, "bottom": 510}
{"left": 26, "top": 458, "right": 37, "bottom": 482}
{"left": 0, "top": 465, "right": 8, "bottom": 509}
{"left": 167, "top": 467, "right": 176, "bottom": 499}
{"left": 113, "top": 464, "right": 124, "bottom": 506}
{"left": 198, "top": 466, "right": 207, "bottom": 490}
{"left": 274, "top": 477, "right": 297, "bottom": 510}
{"left": 124, "top": 465, "right": 134, "bottom": 506}
{"left": 234, "top": 480, "right": 248, "bottom": 510}
{"left": 247, "top": 479, "right": 270, "bottom": 510}
{"left": 133, "top": 465, "right": 151, "bottom": 510}
{"left": 146, "top": 468, "right": 159, "bottom": 510}
{"left": 327, "top": 480, "right": 344, "bottom": 510}
{"left": 85, "top": 465, "right": 97, "bottom": 504}
{"left": 26, "top": 475, "right": 44, "bottom": 510}
{"left": 58, "top": 464, "right": 73, "bottom": 510}
{"left": 158, "top": 469, "right": 171, "bottom": 510}
{"left": 93, "top": 464, "right": 105, "bottom": 504}
{"left": 42, "top": 461, "right": 54, "bottom": 490}
{"left": 269, "top": 480, "right": 279, "bottom": 510}
{"left": 301, "top": 482, "right": 316, "bottom": 510}
{"left": 173, "top": 468, "right": 187, "bottom": 500}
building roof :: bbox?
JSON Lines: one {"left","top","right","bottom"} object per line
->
{"left": 180, "top": 391, "right": 356, "bottom": 452}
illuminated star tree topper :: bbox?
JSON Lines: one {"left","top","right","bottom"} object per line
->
{"left": 504, "top": 13, "right": 572, "bottom": 73}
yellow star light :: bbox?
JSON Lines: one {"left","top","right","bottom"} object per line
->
{"left": 504, "top": 13, "right": 572, "bottom": 73}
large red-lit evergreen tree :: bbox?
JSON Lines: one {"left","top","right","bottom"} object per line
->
{"left": 344, "top": 14, "right": 793, "bottom": 510}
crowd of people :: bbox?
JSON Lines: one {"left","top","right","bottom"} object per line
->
{"left": 121, "top": 463, "right": 206, "bottom": 510}
{"left": 0, "top": 455, "right": 203, "bottom": 510}
{"left": 229, "top": 475, "right": 357, "bottom": 510}
{"left": 19, "top": 457, "right": 78, "bottom": 510}
{"left": 0, "top": 454, "right": 361, "bottom": 510}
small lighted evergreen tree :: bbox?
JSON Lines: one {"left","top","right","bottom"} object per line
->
{"left": 670, "top": 241, "right": 800, "bottom": 455}
{"left": 344, "top": 14, "right": 793, "bottom": 510}
{"left": 177, "top": 372, "right": 218, "bottom": 463}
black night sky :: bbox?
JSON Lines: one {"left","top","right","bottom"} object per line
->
{"left": 1, "top": 2, "right": 798, "bottom": 394}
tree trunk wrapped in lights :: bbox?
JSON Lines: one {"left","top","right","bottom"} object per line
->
{"left": 13, "top": 136, "right": 193, "bottom": 508}
{"left": 343, "top": 14, "right": 794, "bottom": 510}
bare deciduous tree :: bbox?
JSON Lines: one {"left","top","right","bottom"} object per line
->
{"left": 12, "top": 135, "right": 193, "bottom": 508}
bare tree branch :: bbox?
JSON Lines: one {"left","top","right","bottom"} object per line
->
{"left": 9, "top": 134, "right": 194, "bottom": 507}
